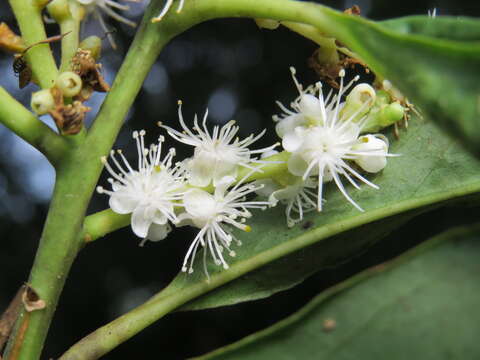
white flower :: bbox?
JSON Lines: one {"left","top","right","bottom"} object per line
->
{"left": 281, "top": 70, "right": 394, "bottom": 212}
{"left": 273, "top": 67, "right": 360, "bottom": 138}
{"left": 152, "top": 0, "right": 185, "bottom": 22}
{"left": 160, "top": 101, "right": 278, "bottom": 187}
{"left": 177, "top": 175, "right": 269, "bottom": 278}
{"left": 97, "top": 130, "right": 186, "bottom": 245}
{"left": 256, "top": 177, "right": 318, "bottom": 228}
{"left": 76, "top": 0, "right": 137, "bottom": 48}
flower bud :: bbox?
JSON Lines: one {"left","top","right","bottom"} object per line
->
{"left": 353, "top": 135, "right": 388, "bottom": 173}
{"left": 31, "top": 89, "right": 55, "bottom": 115}
{"left": 46, "top": 0, "right": 72, "bottom": 21}
{"left": 340, "top": 83, "right": 376, "bottom": 122}
{"left": 56, "top": 71, "right": 83, "bottom": 97}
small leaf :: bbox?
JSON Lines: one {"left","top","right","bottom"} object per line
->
{"left": 197, "top": 223, "right": 480, "bottom": 360}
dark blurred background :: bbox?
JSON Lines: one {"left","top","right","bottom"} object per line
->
{"left": 1, "top": 0, "right": 480, "bottom": 358}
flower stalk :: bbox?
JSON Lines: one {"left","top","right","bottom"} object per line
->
{"left": 8, "top": 0, "right": 58, "bottom": 88}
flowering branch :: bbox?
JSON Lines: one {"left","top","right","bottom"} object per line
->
{"left": 7, "top": 0, "right": 58, "bottom": 88}
{"left": 3, "top": 1, "right": 187, "bottom": 358}
{"left": 2, "top": 0, "right": 408, "bottom": 358}
{"left": 0, "top": 87, "right": 68, "bottom": 166}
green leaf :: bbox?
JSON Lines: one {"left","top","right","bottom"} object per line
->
{"left": 181, "top": 210, "right": 419, "bottom": 311}
{"left": 380, "top": 16, "right": 480, "bottom": 41}
{"left": 158, "top": 117, "right": 480, "bottom": 310}
{"left": 325, "top": 14, "right": 480, "bottom": 153}
{"left": 196, "top": 223, "right": 480, "bottom": 360}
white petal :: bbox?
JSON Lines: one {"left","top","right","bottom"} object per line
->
{"left": 353, "top": 135, "right": 388, "bottom": 173}
{"left": 131, "top": 206, "right": 152, "bottom": 238}
{"left": 254, "top": 179, "right": 280, "bottom": 198}
{"left": 214, "top": 176, "right": 235, "bottom": 198}
{"left": 275, "top": 114, "right": 307, "bottom": 138}
{"left": 187, "top": 157, "right": 212, "bottom": 187}
{"left": 287, "top": 154, "right": 309, "bottom": 177}
{"left": 109, "top": 193, "right": 138, "bottom": 214}
{"left": 298, "top": 94, "right": 323, "bottom": 122}
{"left": 282, "top": 130, "right": 304, "bottom": 153}
{"left": 147, "top": 223, "right": 172, "bottom": 242}
{"left": 183, "top": 189, "right": 217, "bottom": 226}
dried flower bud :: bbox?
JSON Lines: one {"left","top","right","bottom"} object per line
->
{"left": 50, "top": 100, "right": 91, "bottom": 135}
{"left": 71, "top": 49, "right": 110, "bottom": 101}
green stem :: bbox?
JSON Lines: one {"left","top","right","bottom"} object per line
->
{"left": 282, "top": 21, "right": 337, "bottom": 49}
{"left": 58, "top": 18, "right": 80, "bottom": 72}
{"left": 8, "top": 0, "right": 58, "bottom": 88}
{"left": 83, "top": 210, "right": 130, "bottom": 243}
{"left": 0, "top": 87, "right": 68, "bottom": 166}
{"left": 4, "top": 1, "right": 187, "bottom": 359}
{"left": 3, "top": 0, "right": 386, "bottom": 358}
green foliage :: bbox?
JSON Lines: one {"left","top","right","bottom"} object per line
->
{"left": 2, "top": 0, "right": 480, "bottom": 358}
{"left": 164, "top": 116, "right": 480, "bottom": 310}
{"left": 197, "top": 223, "right": 480, "bottom": 359}
{"left": 326, "top": 13, "right": 480, "bottom": 153}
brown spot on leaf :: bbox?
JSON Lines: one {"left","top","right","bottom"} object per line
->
{"left": 323, "top": 318, "right": 337, "bottom": 332}
{"left": 302, "top": 220, "right": 313, "bottom": 230}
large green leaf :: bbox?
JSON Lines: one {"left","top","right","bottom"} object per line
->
{"left": 181, "top": 210, "right": 420, "bottom": 311}
{"left": 323, "top": 13, "right": 480, "bottom": 153}
{"left": 197, "top": 223, "right": 480, "bottom": 359}
{"left": 380, "top": 15, "right": 480, "bottom": 41}
{"left": 154, "top": 117, "right": 480, "bottom": 310}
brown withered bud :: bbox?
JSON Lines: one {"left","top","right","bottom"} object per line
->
{"left": 0, "top": 23, "right": 26, "bottom": 53}
{"left": 49, "top": 87, "right": 91, "bottom": 135}
{"left": 344, "top": 5, "right": 361, "bottom": 16}
{"left": 71, "top": 49, "right": 110, "bottom": 101}
{"left": 50, "top": 101, "right": 91, "bottom": 135}
{"left": 308, "top": 50, "right": 369, "bottom": 89}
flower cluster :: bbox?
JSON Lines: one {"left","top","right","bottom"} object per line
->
{"left": 98, "top": 103, "right": 272, "bottom": 278}
{"left": 98, "top": 67, "right": 396, "bottom": 278}
{"left": 265, "top": 67, "right": 395, "bottom": 224}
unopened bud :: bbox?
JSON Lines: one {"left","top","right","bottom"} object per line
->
{"left": 31, "top": 89, "right": 55, "bottom": 115}
{"left": 56, "top": 71, "right": 83, "bottom": 97}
